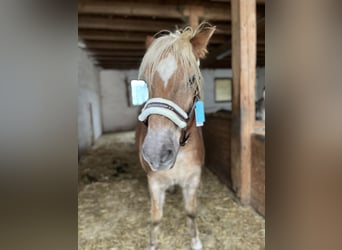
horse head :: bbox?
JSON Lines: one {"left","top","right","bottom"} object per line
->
{"left": 138, "top": 23, "right": 215, "bottom": 171}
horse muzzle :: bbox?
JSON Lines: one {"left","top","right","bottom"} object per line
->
{"left": 141, "top": 129, "right": 179, "bottom": 171}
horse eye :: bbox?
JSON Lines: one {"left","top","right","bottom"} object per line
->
{"left": 188, "top": 75, "right": 196, "bottom": 86}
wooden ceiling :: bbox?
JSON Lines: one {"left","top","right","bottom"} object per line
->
{"left": 78, "top": 0, "right": 265, "bottom": 69}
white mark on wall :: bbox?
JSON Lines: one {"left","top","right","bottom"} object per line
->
{"left": 157, "top": 54, "right": 177, "bottom": 87}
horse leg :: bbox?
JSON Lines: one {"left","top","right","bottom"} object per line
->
{"left": 182, "top": 175, "right": 202, "bottom": 250}
{"left": 147, "top": 178, "right": 166, "bottom": 250}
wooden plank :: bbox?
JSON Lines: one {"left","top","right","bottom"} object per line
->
{"left": 79, "top": 16, "right": 182, "bottom": 32}
{"left": 231, "top": 0, "right": 256, "bottom": 204}
{"left": 203, "top": 6, "right": 231, "bottom": 21}
{"left": 78, "top": 1, "right": 231, "bottom": 21}
{"left": 205, "top": 0, "right": 265, "bottom": 3}
{"left": 98, "top": 62, "right": 140, "bottom": 66}
{"left": 79, "top": 30, "right": 149, "bottom": 42}
{"left": 183, "top": 5, "right": 203, "bottom": 28}
{"left": 79, "top": 16, "right": 231, "bottom": 35}
{"left": 98, "top": 63, "right": 141, "bottom": 70}
{"left": 210, "top": 34, "right": 231, "bottom": 44}
{"left": 201, "top": 43, "right": 231, "bottom": 67}
{"left": 79, "top": 29, "right": 229, "bottom": 44}
{"left": 87, "top": 49, "right": 146, "bottom": 56}
{"left": 78, "top": 1, "right": 184, "bottom": 19}
{"left": 213, "top": 23, "right": 232, "bottom": 35}
{"left": 94, "top": 57, "right": 140, "bottom": 62}
{"left": 203, "top": 112, "right": 233, "bottom": 189}
{"left": 204, "top": 60, "right": 231, "bottom": 69}
{"left": 92, "top": 54, "right": 141, "bottom": 59}
{"left": 84, "top": 41, "right": 145, "bottom": 50}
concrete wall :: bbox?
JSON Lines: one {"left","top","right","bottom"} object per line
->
{"left": 256, "top": 67, "right": 265, "bottom": 101}
{"left": 255, "top": 67, "right": 265, "bottom": 120}
{"left": 99, "top": 67, "right": 265, "bottom": 132}
{"left": 202, "top": 67, "right": 265, "bottom": 113}
{"left": 99, "top": 69, "right": 231, "bottom": 132}
{"left": 202, "top": 69, "right": 233, "bottom": 113}
{"left": 100, "top": 70, "right": 140, "bottom": 133}
{"left": 78, "top": 48, "right": 102, "bottom": 155}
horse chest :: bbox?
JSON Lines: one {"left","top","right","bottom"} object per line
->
{"left": 155, "top": 151, "right": 201, "bottom": 187}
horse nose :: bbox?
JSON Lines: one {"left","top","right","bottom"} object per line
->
{"left": 142, "top": 143, "right": 176, "bottom": 171}
{"left": 160, "top": 145, "right": 175, "bottom": 165}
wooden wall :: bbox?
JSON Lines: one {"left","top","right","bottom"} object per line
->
{"left": 251, "top": 132, "right": 265, "bottom": 216}
{"left": 203, "top": 113, "right": 265, "bottom": 216}
{"left": 203, "top": 111, "right": 232, "bottom": 189}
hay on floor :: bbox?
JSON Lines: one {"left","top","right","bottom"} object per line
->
{"left": 78, "top": 131, "right": 265, "bottom": 250}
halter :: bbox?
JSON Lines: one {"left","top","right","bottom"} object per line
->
{"left": 138, "top": 96, "right": 198, "bottom": 146}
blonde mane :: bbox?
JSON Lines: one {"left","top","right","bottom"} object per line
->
{"left": 138, "top": 24, "right": 207, "bottom": 99}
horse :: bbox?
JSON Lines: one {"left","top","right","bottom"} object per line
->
{"left": 136, "top": 23, "right": 215, "bottom": 250}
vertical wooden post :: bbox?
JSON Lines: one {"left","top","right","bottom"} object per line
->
{"left": 231, "top": 0, "right": 256, "bottom": 205}
{"left": 183, "top": 6, "right": 203, "bottom": 29}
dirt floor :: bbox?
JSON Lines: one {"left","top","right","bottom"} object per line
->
{"left": 78, "top": 131, "right": 265, "bottom": 250}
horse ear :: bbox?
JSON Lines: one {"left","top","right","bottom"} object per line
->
{"left": 190, "top": 25, "right": 216, "bottom": 59}
{"left": 145, "top": 35, "right": 155, "bottom": 49}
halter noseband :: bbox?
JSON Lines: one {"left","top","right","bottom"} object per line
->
{"left": 138, "top": 96, "right": 198, "bottom": 146}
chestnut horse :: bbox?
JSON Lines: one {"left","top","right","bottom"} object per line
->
{"left": 136, "top": 23, "right": 215, "bottom": 250}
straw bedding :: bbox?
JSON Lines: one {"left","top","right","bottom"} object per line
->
{"left": 78, "top": 131, "right": 265, "bottom": 250}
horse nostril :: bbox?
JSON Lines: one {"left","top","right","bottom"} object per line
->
{"left": 160, "top": 149, "right": 173, "bottom": 164}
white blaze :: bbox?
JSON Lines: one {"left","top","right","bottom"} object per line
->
{"left": 157, "top": 54, "right": 177, "bottom": 87}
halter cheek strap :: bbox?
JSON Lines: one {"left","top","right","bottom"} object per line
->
{"left": 138, "top": 98, "right": 188, "bottom": 128}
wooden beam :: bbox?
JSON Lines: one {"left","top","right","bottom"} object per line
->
{"left": 205, "top": 60, "right": 231, "bottom": 69}
{"left": 202, "top": 6, "right": 231, "bottom": 21}
{"left": 79, "top": 30, "right": 149, "bottom": 42}
{"left": 78, "top": 1, "right": 231, "bottom": 21}
{"left": 97, "top": 63, "right": 141, "bottom": 69}
{"left": 79, "top": 16, "right": 182, "bottom": 32}
{"left": 214, "top": 24, "right": 232, "bottom": 35}
{"left": 257, "top": 17, "right": 265, "bottom": 38}
{"left": 94, "top": 57, "right": 139, "bottom": 61}
{"left": 84, "top": 41, "right": 145, "bottom": 50}
{"left": 87, "top": 49, "right": 146, "bottom": 56}
{"left": 183, "top": 5, "right": 203, "bottom": 28}
{"left": 79, "top": 16, "right": 231, "bottom": 36}
{"left": 231, "top": 0, "right": 256, "bottom": 204}
{"left": 210, "top": 35, "right": 231, "bottom": 44}
{"left": 201, "top": 43, "right": 231, "bottom": 67}
{"left": 208, "top": 0, "right": 265, "bottom": 3}
{"left": 78, "top": 1, "right": 184, "bottom": 19}
{"left": 258, "top": 40, "right": 265, "bottom": 45}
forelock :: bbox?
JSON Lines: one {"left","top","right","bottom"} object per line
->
{"left": 138, "top": 26, "right": 203, "bottom": 98}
